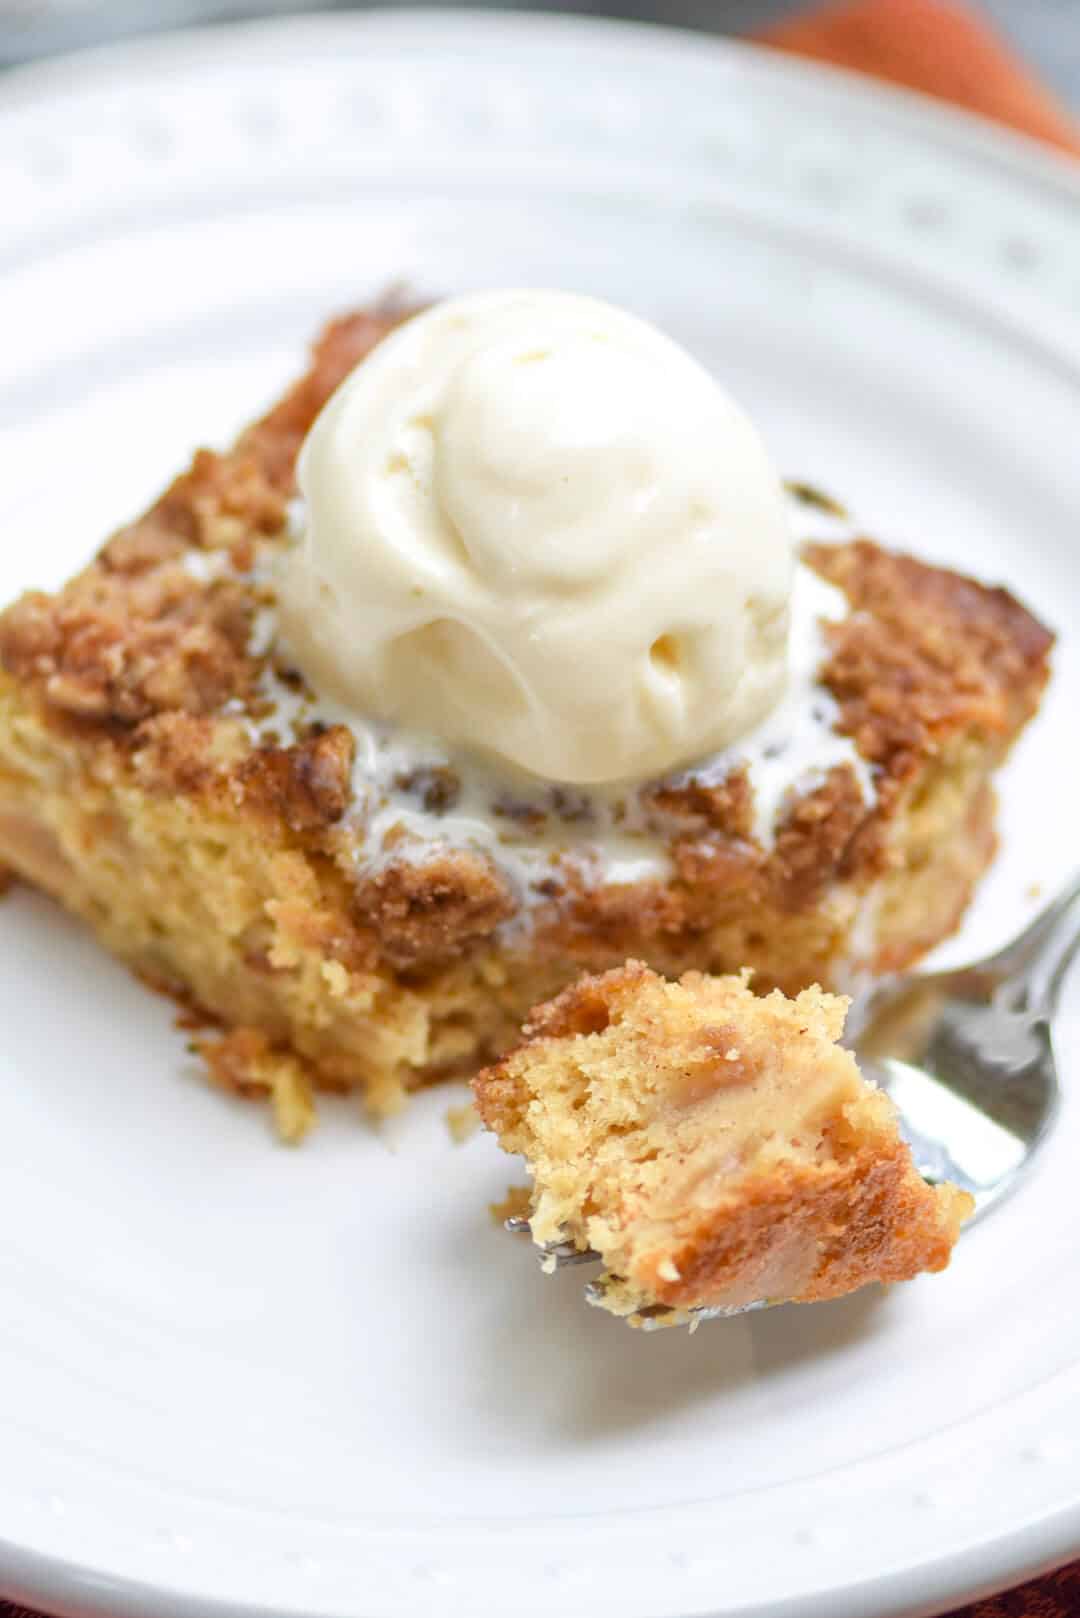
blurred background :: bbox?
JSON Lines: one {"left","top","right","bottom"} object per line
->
{"left": 2, "top": 0, "right": 1079, "bottom": 111}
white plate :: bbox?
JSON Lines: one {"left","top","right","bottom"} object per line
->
{"left": 2, "top": 13, "right": 1080, "bottom": 1618}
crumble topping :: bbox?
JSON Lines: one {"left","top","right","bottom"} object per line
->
{"left": 0, "top": 304, "right": 411, "bottom": 727}
{"left": 811, "top": 538, "right": 1056, "bottom": 769}
{"left": 0, "top": 559, "right": 256, "bottom": 723}
{"left": 0, "top": 304, "right": 1053, "bottom": 981}
{"left": 353, "top": 850, "right": 516, "bottom": 970}
{"left": 237, "top": 725, "right": 356, "bottom": 833}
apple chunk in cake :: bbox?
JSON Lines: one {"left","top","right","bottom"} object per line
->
{"left": 474, "top": 963, "right": 973, "bottom": 1324}
{"left": 0, "top": 302, "right": 1054, "bottom": 1135}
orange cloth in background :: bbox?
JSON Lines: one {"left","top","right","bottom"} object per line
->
{"left": 759, "top": 0, "right": 1080, "bottom": 154}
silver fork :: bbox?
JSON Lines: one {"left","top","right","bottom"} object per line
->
{"left": 508, "top": 873, "right": 1080, "bottom": 1322}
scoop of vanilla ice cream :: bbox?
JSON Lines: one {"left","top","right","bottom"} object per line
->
{"left": 281, "top": 290, "right": 793, "bottom": 785}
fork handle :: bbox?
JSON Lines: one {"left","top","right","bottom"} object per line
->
{"left": 989, "top": 872, "right": 1080, "bottom": 1018}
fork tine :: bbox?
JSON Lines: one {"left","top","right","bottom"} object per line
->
{"left": 507, "top": 1217, "right": 776, "bottom": 1323}
{"left": 504, "top": 1215, "right": 598, "bottom": 1267}
{"left": 584, "top": 1279, "right": 774, "bottom": 1329}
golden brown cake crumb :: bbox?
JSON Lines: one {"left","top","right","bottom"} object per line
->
{"left": 490, "top": 1184, "right": 532, "bottom": 1226}
{"left": 445, "top": 1100, "right": 482, "bottom": 1144}
{"left": 195, "top": 1027, "right": 317, "bottom": 1144}
{"left": 474, "top": 963, "right": 973, "bottom": 1324}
